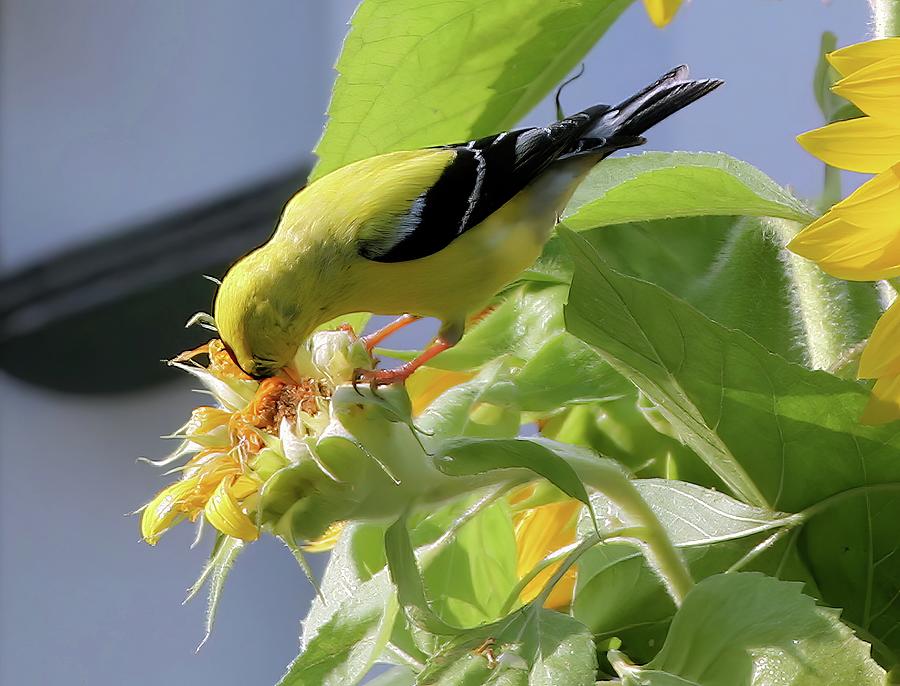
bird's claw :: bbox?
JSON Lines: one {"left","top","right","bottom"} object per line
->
{"left": 352, "top": 367, "right": 413, "bottom": 397}
{"left": 351, "top": 368, "right": 389, "bottom": 398}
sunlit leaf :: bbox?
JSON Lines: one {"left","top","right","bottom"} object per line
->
{"left": 562, "top": 227, "right": 900, "bottom": 663}
{"left": 613, "top": 573, "right": 884, "bottom": 686}
{"left": 562, "top": 152, "right": 814, "bottom": 229}
{"left": 418, "top": 603, "right": 597, "bottom": 685}
{"left": 313, "top": 0, "right": 634, "bottom": 179}
{"left": 278, "top": 572, "right": 398, "bottom": 686}
{"left": 423, "top": 501, "right": 519, "bottom": 627}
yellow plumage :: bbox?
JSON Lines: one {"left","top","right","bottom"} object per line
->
{"left": 214, "top": 67, "right": 721, "bottom": 380}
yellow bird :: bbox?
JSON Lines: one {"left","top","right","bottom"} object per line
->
{"left": 214, "top": 66, "right": 721, "bottom": 384}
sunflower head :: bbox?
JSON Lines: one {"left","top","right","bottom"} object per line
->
{"left": 139, "top": 336, "right": 341, "bottom": 546}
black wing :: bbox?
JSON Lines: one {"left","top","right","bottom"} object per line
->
{"left": 358, "top": 112, "right": 597, "bottom": 263}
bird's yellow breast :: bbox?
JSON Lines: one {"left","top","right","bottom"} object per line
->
{"left": 340, "top": 188, "right": 555, "bottom": 321}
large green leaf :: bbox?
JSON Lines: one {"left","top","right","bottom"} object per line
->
{"left": 417, "top": 604, "right": 597, "bottom": 685}
{"left": 527, "top": 214, "right": 882, "bottom": 370}
{"left": 613, "top": 573, "right": 884, "bottom": 686}
{"left": 562, "top": 227, "right": 900, "bottom": 664}
{"left": 278, "top": 572, "right": 398, "bottom": 686}
{"left": 561, "top": 152, "right": 814, "bottom": 229}
{"left": 423, "top": 501, "right": 519, "bottom": 627}
{"left": 312, "top": 0, "right": 633, "bottom": 180}
{"left": 573, "top": 481, "right": 809, "bottom": 663}
{"left": 434, "top": 437, "right": 593, "bottom": 513}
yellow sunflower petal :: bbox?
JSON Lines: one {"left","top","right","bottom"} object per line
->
{"left": 797, "top": 117, "right": 900, "bottom": 173}
{"left": 861, "top": 373, "right": 900, "bottom": 425}
{"left": 407, "top": 366, "right": 474, "bottom": 416}
{"left": 828, "top": 38, "right": 900, "bottom": 77}
{"left": 515, "top": 499, "right": 582, "bottom": 608}
{"left": 303, "top": 521, "right": 345, "bottom": 553}
{"left": 204, "top": 476, "right": 259, "bottom": 541}
{"left": 141, "top": 477, "right": 201, "bottom": 545}
{"left": 832, "top": 56, "right": 900, "bottom": 120}
{"left": 859, "top": 301, "right": 900, "bottom": 379}
{"left": 788, "top": 213, "right": 900, "bottom": 281}
{"left": 642, "top": 0, "right": 682, "bottom": 27}
{"left": 830, "top": 164, "right": 900, "bottom": 226}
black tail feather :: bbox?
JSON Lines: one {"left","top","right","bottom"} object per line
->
{"left": 563, "top": 66, "right": 723, "bottom": 158}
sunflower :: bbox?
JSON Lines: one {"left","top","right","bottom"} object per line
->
{"left": 139, "top": 340, "right": 330, "bottom": 544}
{"left": 789, "top": 38, "right": 900, "bottom": 424}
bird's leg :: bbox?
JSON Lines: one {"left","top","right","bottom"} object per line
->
{"left": 361, "top": 314, "right": 421, "bottom": 352}
{"left": 355, "top": 336, "right": 454, "bottom": 388}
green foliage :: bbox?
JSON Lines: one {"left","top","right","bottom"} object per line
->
{"left": 312, "top": 0, "right": 634, "bottom": 180}
{"left": 183, "top": 2, "right": 899, "bottom": 684}
{"left": 416, "top": 604, "right": 598, "bottom": 685}
{"left": 563, "top": 228, "right": 900, "bottom": 665}
{"left": 562, "top": 152, "right": 814, "bottom": 229}
{"left": 278, "top": 573, "right": 398, "bottom": 686}
{"left": 612, "top": 574, "right": 884, "bottom": 686}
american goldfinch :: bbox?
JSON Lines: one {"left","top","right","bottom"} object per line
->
{"left": 215, "top": 66, "right": 722, "bottom": 383}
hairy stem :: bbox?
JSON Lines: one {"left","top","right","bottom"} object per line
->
{"left": 870, "top": 0, "right": 900, "bottom": 37}
{"left": 565, "top": 454, "right": 694, "bottom": 604}
{"left": 773, "top": 218, "right": 853, "bottom": 370}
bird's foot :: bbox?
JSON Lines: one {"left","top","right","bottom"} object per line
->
{"left": 351, "top": 337, "right": 454, "bottom": 395}
{"left": 352, "top": 365, "right": 416, "bottom": 393}
{"left": 360, "top": 314, "right": 420, "bottom": 352}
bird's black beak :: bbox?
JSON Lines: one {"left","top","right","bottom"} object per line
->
{"left": 220, "top": 340, "right": 263, "bottom": 379}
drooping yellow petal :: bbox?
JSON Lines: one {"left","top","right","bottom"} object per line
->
{"left": 515, "top": 499, "right": 582, "bottom": 609}
{"left": 141, "top": 477, "right": 201, "bottom": 545}
{"left": 642, "top": 0, "right": 682, "bottom": 27}
{"left": 861, "top": 373, "right": 900, "bottom": 424}
{"left": 788, "top": 213, "right": 900, "bottom": 281}
{"left": 832, "top": 56, "right": 900, "bottom": 120}
{"left": 204, "top": 476, "right": 259, "bottom": 541}
{"left": 859, "top": 301, "right": 900, "bottom": 379}
{"left": 828, "top": 38, "right": 900, "bottom": 77}
{"left": 797, "top": 117, "right": 900, "bottom": 173}
{"left": 834, "top": 163, "right": 900, "bottom": 219}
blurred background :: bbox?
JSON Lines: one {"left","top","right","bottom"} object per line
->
{"left": 0, "top": 1, "right": 872, "bottom": 683}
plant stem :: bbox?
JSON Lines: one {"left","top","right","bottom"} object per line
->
{"left": 564, "top": 454, "right": 694, "bottom": 604}
{"left": 773, "top": 218, "right": 851, "bottom": 370}
{"left": 870, "top": 0, "right": 900, "bottom": 37}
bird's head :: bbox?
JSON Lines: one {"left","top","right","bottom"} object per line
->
{"left": 213, "top": 251, "right": 298, "bottom": 379}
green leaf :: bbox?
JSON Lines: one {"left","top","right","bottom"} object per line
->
{"left": 423, "top": 500, "right": 519, "bottom": 627}
{"left": 434, "top": 437, "right": 593, "bottom": 513}
{"left": 312, "top": 0, "right": 634, "bottom": 180}
{"left": 385, "top": 516, "right": 463, "bottom": 635}
{"left": 303, "top": 524, "right": 389, "bottom": 643}
{"left": 278, "top": 572, "right": 399, "bottom": 686}
{"left": 543, "top": 399, "right": 721, "bottom": 485}
{"left": 528, "top": 214, "right": 882, "bottom": 369}
{"left": 573, "top": 480, "right": 805, "bottom": 662}
{"left": 613, "top": 573, "right": 884, "bottom": 686}
{"left": 186, "top": 534, "right": 244, "bottom": 650}
{"left": 561, "top": 152, "right": 814, "bottom": 229}
{"left": 561, "top": 227, "right": 900, "bottom": 664}
{"left": 594, "top": 479, "right": 799, "bottom": 547}
{"left": 418, "top": 604, "right": 597, "bottom": 685}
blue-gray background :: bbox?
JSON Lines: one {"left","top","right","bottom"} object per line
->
{"left": 0, "top": 1, "right": 871, "bottom": 684}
